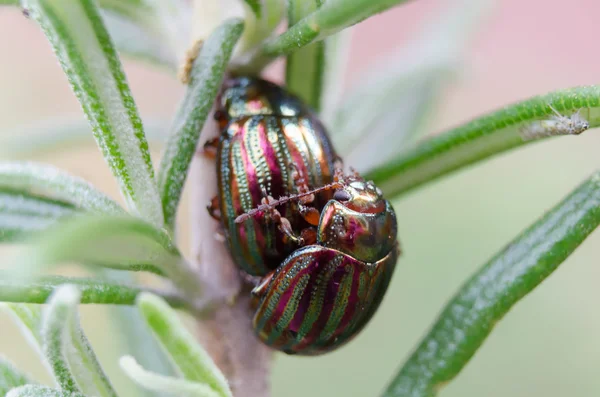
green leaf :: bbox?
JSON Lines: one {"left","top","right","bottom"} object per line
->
{"left": 100, "top": 271, "right": 176, "bottom": 389}
{"left": 22, "top": 0, "right": 164, "bottom": 227}
{"left": 158, "top": 19, "right": 244, "bottom": 230}
{"left": 242, "top": 0, "right": 261, "bottom": 16}
{"left": 7, "top": 385, "right": 87, "bottom": 397}
{"left": 0, "top": 272, "right": 186, "bottom": 307}
{"left": 7, "top": 214, "right": 204, "bottom": 306}
{"left": 285, "top": 0, "right": 324, "bottom": 110}
{"left": 0, "top": 188, "right": 77, "bottom": 242}
{"left": 232, "top": 0, "right": 284, "bottom": 68}
{"left": 101, "top": 10, "right": 178, "bottom": 71}
{"left": 383, "top": 170, "right": 600, "bottom": 397}
{"left": 319, "top": 29, "right": 352, "bottom": 125}
{"left": 120, "top": 356, "right": 221, "bottom": 397}
{"left": 0, "top": 162, "right": 123, "bottom": 215}
{"left": 137, "top": 293, "right": 232, "bottom": 397}
{"left": 42, "top": 285, "right": 117, "bottom": 396}
{"left": 262, "top": 0, "right": 410, "bottom": 56}
{"left": 334, "top": 0, "right": 492, "bottom": 171}
{"left": 96, "top": 0, "right": 153, "bottom": 24}
{"left": 0, "top": 357, "right": 31, "bottom": 396}
{"left": 0, "top": 0, "right": 19, "bottom": 5}
{"left": 367, "top": 86, "right": 600, "bottom": 197}
{"left": 10, "top": 214, "right": 179, "bottom": 277}
{"left": 0, "top": 119, "right": 170, "bottom": 159}
{"left": 1, "top": 304, "right": 44, "bottom": 357}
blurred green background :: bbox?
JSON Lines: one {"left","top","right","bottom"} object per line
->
{"left": 2, "top": 1, "right": 600, "bottom": 396}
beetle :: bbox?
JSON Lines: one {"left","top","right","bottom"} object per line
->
{"left": 249, "top": 175, "right": 399, "bottom": 355}
{"left": 205, "top": 77, "right": 339, "bottom": 277}
{"left": 206, "top": 76, "right": 399, "bottom": 355}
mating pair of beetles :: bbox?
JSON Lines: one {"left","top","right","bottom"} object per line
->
{"left": 204, "top": 77, "right": 399, "bottom": 355}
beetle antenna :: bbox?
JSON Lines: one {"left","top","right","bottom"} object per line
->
{"left": 235, "top": 181, "right": 345, "bottom": 223}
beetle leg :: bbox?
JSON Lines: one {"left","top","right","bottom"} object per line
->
{"left": 300, "top": 227, "right": 317, "bottom": 245}
{"left": 254, "top": 194, "right": 305, "bottom": 245}
{"left": 251, "top": 270, "right": 275, "bottom": 300}
{"left": 289, "top": 164, "right": 318, "bottom": 212}
{"left": 206, "top": 195, "right": 221, "bottom": 221}
{"left": 298, "top": 204, "right": 320, "bottom": 226}
{"left": 272, "top": 210, "right": 305, "bottom": 245}
{"left": 201, "top": 138, "right": 219, "bottom": 159}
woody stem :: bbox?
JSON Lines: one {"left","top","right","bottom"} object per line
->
{"left": 189, "top": 114, "right": 273, "bottom": 397}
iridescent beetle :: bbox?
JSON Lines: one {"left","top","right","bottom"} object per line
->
{"left": 205, "top": 77, "right": 338, "bottom": 277}
{"left": 206, "top": 76, "right": 399, "bottom": 355}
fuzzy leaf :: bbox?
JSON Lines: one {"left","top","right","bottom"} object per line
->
{"left": 7, "top": 214, "right": 204, "bottom": 305}
{"left": 120, "top": 356, "right": 221, "bottom": 397}
{"left": 0, "top": 119, "right": 170, "bottom": 159}
{"left": 234, "top": 0, "right": 284, "bottom": 64}
{"left": 285, "top": 0, "right": 324, "bottom": 110}
{"left": 242, "top": 0, "right": 261, "bottom": 16}
{"left": 97, "top": 0, "right": 153, "bottom": 24}
{"left": 10, "top": 214, "right": 179, "bottom": 277}
{"left": 158, "top": 18, "right": 243, "bottom": 229}
{"left": 1, "top": 304, "right": 44, "bottom": 359}
{"left": 137, "top": 293, "right": 232, "bottom": 397}
{"left": 262, "top": 0, "right": 410, "bottom": 56}
{"left": 319, "top": 28, "right": 352, "bottom": 125}
{"left": 0, "top": 273, "right": 186, "bottom": 307}
{"left": 7, "top": 385, "right": 86, "bottom": 397}
{"left": 0, "top": 163, "right": 123, "bottom": 215}
{"left": 335, "top": 0, "right": 492, "bottom": 171}
{"left": 100, "top": 10, "right": 177, "bottom": 71}
{"left": 383, "top": 170, "right": 600, "bottom": 397}
{"left": 0, "top": 356, "right": 31, "bottom": 395}
{"left": 42, "top": 285, "right": 117, "bottom": 397}
{"left": 100, "top": 271, "right": 176, "bottom": 386}
{"left": 367, "top": 86, "right": 600, "bottom": 197}
{"left": 22, "top": 0, "right": 164, "bottom": 227}
{"left": 0, "top": 188, "right": 77, "bottom": 242}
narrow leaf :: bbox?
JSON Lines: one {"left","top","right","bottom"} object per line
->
{"left": 319, "top": 28, "right": 352, "bottom": 125}
{"left": 101, "top": 10, "right": 177, "bottom": 71}
{"left": 0, "top": 273, "right": 186, "bottom": 307}
{"left": 137, "top": 293, "right": 232, "bottom": 397}
{"left": 120, "top": 356, "right": 221, "bottom": 397}
{"left": 7, "top": 385, "right": 86, "bottom": 397}
{"left": 242, "top": 0, "right": 261, "bottom": 17}
{"left": 97, "top": 0, "right": 153, "bottom": 24}
{"left": 262, "top": 0, "right": 410, "bottom": 56}
{"left": 22, "top": 0, "right": 164, "bottom": 227}
{"left": 0, "top": 357, "right": 31, "bottom": 395}
{"left": 7, "top": 214, "right": 204, "bottom": 304}
{"left": 158, "top": 19, "right": 244, "bottom": 229}
{"left": 43, "top": 285, "right": 117, "bottom": 397}
{"left": 335, "top": 0, "right": 492, "bottom": 171}
{"left": 100, "top": 271, "right": 176, "bottom": 383}
{"left": 367, "top": 86, "right": 600, "bottom": 197}
{"left": 0, "top": 162, "right": 123, "bottom": 215}
{"left": 1, "top": 304, "right": 44, "bottom": 358}
{"left": 383, "top": 170, "right": 600, "bottom": 397}
{"left": 0, "top": 119, "right": 170, "bottom": 159}
{"left": 0, "top": 188, "right": 77, "bottom": 242}
{"left": 11, "top": 214, "right": 178, "bottom": 276}
{"left": 285, "top": 0, "right": 324, "bottom": 110}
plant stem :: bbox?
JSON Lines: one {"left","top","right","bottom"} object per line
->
{"left": 189, "top": 115, "right": 272, "bottom": 397}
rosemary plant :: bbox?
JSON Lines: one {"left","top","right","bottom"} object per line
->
{"left": 0, "top": 1, "right": 597, "bottom": 397}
